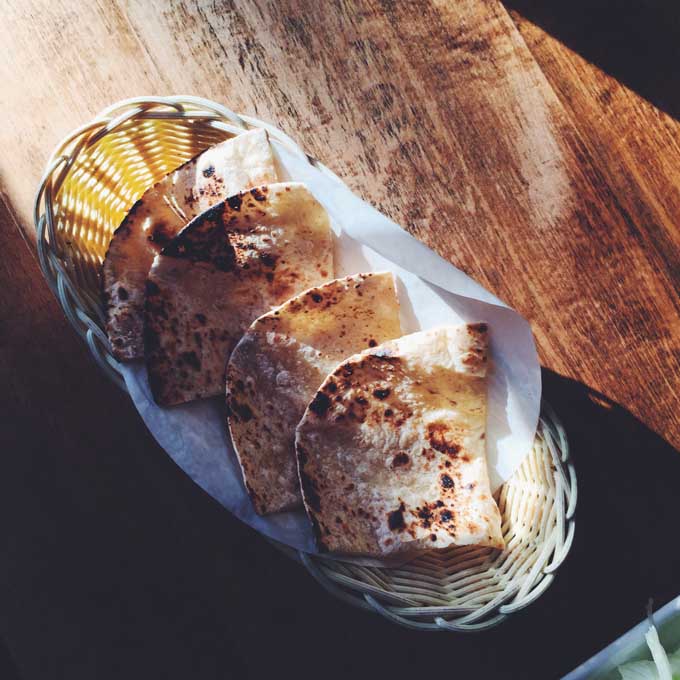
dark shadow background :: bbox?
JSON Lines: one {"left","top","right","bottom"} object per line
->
{"left": 3, "top": 168, "right": 680, "bottom": 679}
{"left": 505, "top": 0, "right": 680, "bottom": 119}
{"left": 0, "top": 643, "right": 21, "bottom": 680}
{"left": 539, "top": 369, "right": 680, "bottom": 671}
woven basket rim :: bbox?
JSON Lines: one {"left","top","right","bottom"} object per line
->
{"left": 33, "top": 95, "right": 577, "bottom": 632}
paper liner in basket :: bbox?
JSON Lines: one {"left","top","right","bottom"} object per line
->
{"left": 122, "top": 137, "right": 541, "bottom": 560}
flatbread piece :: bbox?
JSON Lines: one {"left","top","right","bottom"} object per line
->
{"left": 103, "top": 129, "right": 278, "bottom": 360}
{"left": 227, "top": 272, "right": 402, "bottom": 515}
{"left": 296, "top": 324, "right": 504, "bottom": 556}
{"left": 145, "top": 182, "right": 333, "bottom": 406}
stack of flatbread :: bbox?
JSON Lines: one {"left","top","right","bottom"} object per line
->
{"left": 102, "top": 131, "right": 504, "bottom": 558}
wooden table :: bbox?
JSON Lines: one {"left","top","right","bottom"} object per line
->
{"left": 2, "top": 1, "right": 679, "bottom": 678}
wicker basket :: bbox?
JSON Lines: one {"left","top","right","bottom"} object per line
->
{"left": 34, "top": 96, "right": 577, "bottom": 632}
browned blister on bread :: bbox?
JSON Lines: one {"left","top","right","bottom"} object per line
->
{"left": 145, "top": 182, "right": 333, "bottom": 406}
{"left": 295, "top": 324, "right": 504, "bottom": 557}
{"left": 103, "top": 129, "right": 278, "bottom": 360}
{"left": 227, "top": 272, "right": 402, "bottom": 515}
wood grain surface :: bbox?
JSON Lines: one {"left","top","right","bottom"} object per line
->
{"left": 1, "top": 1, "right": 679, "bottom": 679}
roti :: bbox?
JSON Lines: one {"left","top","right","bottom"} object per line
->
{"left": 103, "top": 129, "right": 278, "bottom": 360}
{"left": 227, "top": 272, "right": 402, "bottom": 515}
{"left": 295, "top": 324, "right": 504, "bottom": 556}
{"left": 145, "top": 182, "right": 333, "bottom": 406}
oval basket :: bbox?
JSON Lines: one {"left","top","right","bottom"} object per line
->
{"left": 33, "top": 96, "right": 577, "bottom": 632}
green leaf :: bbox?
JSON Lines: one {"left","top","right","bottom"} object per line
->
{"left": 619, "top": 660, "right": 661, "bottom": 680}
{"left": 617, "top": 632, "right": 680, "bottom": 679}
{"left": 669, "top": 647, "right": 680, "bottom": 675}
{"left": 646, "top": 624, "right": 673, "bottom": 680}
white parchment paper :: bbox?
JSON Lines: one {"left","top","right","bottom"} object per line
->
{"left": 122, "top": 139, "right": 541, "bottom": 555}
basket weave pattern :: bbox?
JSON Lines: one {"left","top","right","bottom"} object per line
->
{"left": 34, "top": 96, "right": 577, "bottom": 631}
